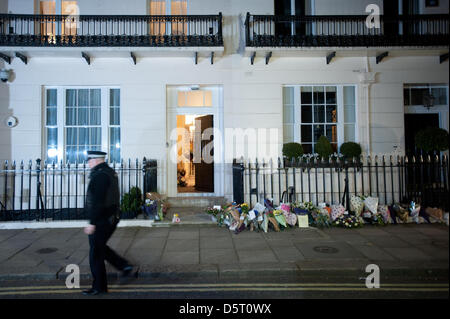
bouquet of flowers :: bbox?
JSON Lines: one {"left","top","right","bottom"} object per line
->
{"left": 142, "top": 199, "right": 158, "bottom": 220}
{"left": 313, "top": 208, "right": 332, "bottom": 228}
{"left": 333, "top": 215, "right": 363, "bottom": 228}
{"left": 205, "top": 207, "right": 222, "bottom": 217}
{"left": 273, "top": 209, "right": 288, "bottom": 228}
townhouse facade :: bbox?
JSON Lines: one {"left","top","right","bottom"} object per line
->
{"left": 0, "top": 0, "right": 448, "bottom": 202}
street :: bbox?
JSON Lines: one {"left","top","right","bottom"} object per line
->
{"left": 0, "top": 275, "right": 448, "bottom": 299}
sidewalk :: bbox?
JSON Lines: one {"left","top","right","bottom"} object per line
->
{"left": 0, "top": 222, "right": 448, "bottom": 282}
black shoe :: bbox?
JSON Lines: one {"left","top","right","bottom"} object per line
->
{"left": 121, "top": 265, "right": 135, "bottom": 277}
{"left": 82, "top": 288, "right": 107, "bottom": 296}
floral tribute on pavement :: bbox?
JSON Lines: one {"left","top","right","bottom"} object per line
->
{"left": 205, "top": 195, "right": 448, "bottom": 234}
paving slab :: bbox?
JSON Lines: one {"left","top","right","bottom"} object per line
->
{"left": 266, "top": 239, "right": 296, "bottom": 248}
{"left": 236, "top": 249, "right": 278, "bottom": 263}
{"left": 168, "top": 229, "right": 200, "bottom": 240}
{"left": 350, "top": 244, "right": 396, "bottom": 261}
{"left": 160, "top": 251, "right": 199, "bottom": 265}
{"left": 272, "top": 246, "right": 306, "bottom": 262}
{"left": 325, "top": 233, "right": 371, "bottom": 245}
{"left": 383, "top": 247, "right": 434, "bottom": 261}
{"left": 200, "top": 227, "right": 231, "bottom": 238}
{"left": 364, "top": 236, "right": 411, "bottom": 248}
{"left": 200, "top": 237, "right": 234, "bottom": 250}
{"left": 414, "top": 244, "right": 449, "bottom": 260}
{"left": 125, "top": 249, "right": 162, "bottom": 265}
{"left": 164, "top": 239, "right": 199, "bottom": 252}
{"left": 135, "top": 227, "right": 169, "bottom": 238}
{"left": 233, "top": 238, "right": 270, "bottom": 251}
{"left": 200, "top": 248, "right": 238, "bottom": 264}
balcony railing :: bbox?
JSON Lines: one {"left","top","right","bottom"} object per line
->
{"left": 245, "top": 13, "right": 449, "bottom": 47}
{"left": 0, "top": 13, "right": 223, "bottom": 47}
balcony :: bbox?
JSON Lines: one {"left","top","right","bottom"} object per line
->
{"left": 246, "top": 13, "right": 448, "bottom": 47}
{"left": 245, "top": 13, "right": 449, "bottom": 62}
{"left": 0, "top": 14, "right": 223, "bottom": 47}
{"left": 0, "top": 14, "right": 223, "bottom": 62}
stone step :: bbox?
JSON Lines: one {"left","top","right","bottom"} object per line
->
{"left": 152, "top": 207, "right": 217, "bottom": 227}
{"left": 167, "top": 196, "right": 228, "bottom": 208}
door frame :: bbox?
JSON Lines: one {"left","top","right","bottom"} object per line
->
{"left": 166, "top": 85, "right": 224, "bottom": 198}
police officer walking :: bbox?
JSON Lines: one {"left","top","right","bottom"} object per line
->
{"left": 82, "top": 151, "right": 134, "bottom": 296}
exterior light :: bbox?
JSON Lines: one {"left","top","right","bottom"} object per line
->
{"left": 0, "top": 69, "right": 11, "bottom": 83}
{"left": 48, "top": 148, "right": 59, "bottom": 158}
{"left": 423, "top": 91, "right": 435, "bottom": 110}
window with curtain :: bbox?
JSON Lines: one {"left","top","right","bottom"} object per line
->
{"left": 44, "top": 87, "right": 121, "bottom": 164}
{"left": 65, "top": 88, "right": 102, "bottom": 163}
{"left": 283, "top": 85, "right": 357, "bottom": 154}
{"left": 148, "top": 0, "right": 187, "bottom": 35}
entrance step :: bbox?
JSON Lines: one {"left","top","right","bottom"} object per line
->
{"left": 167, "top": 196, "right": 228, "bottom": 208}
{"left": 152, "top": 207, "right": 217, "bottom": 227}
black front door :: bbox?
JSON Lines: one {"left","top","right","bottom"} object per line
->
{"left": 404, "top": 113, "right": 440, "bottom": 156}
{"left": 194, "top": 115, "right": 214, "bottom": 192}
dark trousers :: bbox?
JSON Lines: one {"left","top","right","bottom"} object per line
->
{"left": 88, "top": 221, "right": 129, "bottom": 291}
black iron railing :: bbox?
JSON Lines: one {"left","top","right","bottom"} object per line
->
{"left": 233, "top": 154, "right": 449, "bottom": 211}
{"left": 245, "top": 13, "right": 449, "bottom": 47}
{"left": 0, "top": 13, "right": 223, "bottom": 47}
{"left": 0, "top": 158, "right": 157, "bottom": 221}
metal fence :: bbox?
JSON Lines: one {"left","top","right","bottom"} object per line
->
{"left": 232, "top": 154, "right": 449, "bottom": 211}
{"left": 0, "top": 158, "right": 157, "bottom": 222}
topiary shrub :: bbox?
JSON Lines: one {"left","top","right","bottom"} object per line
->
{"left": 340, "top": 142, "right": 362, "bottom": 159}
{"left": 315, "top": 136, "right": 334, "bottom": 159}
{"left": 415, "top": 127, "right": 449, "bottom": 153}
{"left": 120, "top": 186, "right": 143, "bottom": 218}
{"left": 282, "top": 142, "right": 304, "bottom": 160}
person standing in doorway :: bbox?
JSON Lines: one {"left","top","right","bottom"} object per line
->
{"left": 82, "top": 150, "right": 134, "bottom": 296}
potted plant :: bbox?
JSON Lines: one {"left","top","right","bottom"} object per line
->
{"left": 415, "top": 127, "right": 449, "bottom": 154}
{"left": 340, "top": 142, "right": 362, "bottom": 160}
{"left": 120, "top": 186, "right": 143, "bottom": 219}
{"left": 315, "top": 136, "right": 333, "bottom": 159}
{"left": 282, "top": 142, "right": 304, "bottom": 166}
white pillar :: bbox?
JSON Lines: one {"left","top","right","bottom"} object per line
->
{"left": 357, "top": 71, "right": 377, "bottom": 156}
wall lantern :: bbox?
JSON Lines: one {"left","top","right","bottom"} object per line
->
{"left": 0, "top": 69, "right": 12, "bottom": 83}
{"left": 423, "top": 87, "right": 435, "bottom": 110}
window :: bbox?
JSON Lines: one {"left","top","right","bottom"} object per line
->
{"left": 177, "top": 89, "right": 212, "bottom": 107}
{"left": 44, "top": 87, "right": 121, "bottom": 164}
{"left": 39, "top": 1, "right": 78, "bottom": 38}
{"left": 283, "top": 85, "right": 357, "bottom": 154}
{"left": 404, "top": 84, "right": 448, "bottom": 107}
{"left": 149, "top": 0, "right": 187, "bottom": 35}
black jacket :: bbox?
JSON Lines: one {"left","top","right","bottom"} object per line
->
{"left": 86, "top": 162, "right": 120, "bottom": 226}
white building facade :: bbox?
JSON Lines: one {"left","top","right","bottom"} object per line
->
{"left": 0, "top": 0, "right": 448, "bottom": 201}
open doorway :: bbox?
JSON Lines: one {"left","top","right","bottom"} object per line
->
{"left": 176, "top": 114, "right": 214, "bottom": 193}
